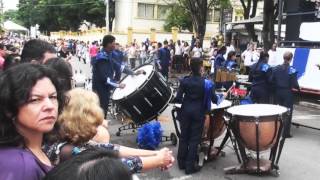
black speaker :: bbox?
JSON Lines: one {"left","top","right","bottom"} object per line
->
{"left": 284, "top": 0, "right": 316, "bottom": 41}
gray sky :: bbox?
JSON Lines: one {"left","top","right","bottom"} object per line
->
{"left": 3, "top": 0, "right": 19, "bottom": 11}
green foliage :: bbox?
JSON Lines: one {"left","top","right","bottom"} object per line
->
{"left": 17, "top": 0, "right": 106, "bottom": 31}
{"left": 163, "top": 4, "right": 192, "bottom": 32}
{"left": 3, "top": 10, "right": 22, "bottom": 24}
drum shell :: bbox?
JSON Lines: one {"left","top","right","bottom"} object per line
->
{"left": 232, "top": 115, "right": 281, "bottom": 151}
{"left": 208, "top": 108, "right": 226, "bottom": 139}
{"left": 114, "top": 70, "right": 172, "bottom": 124}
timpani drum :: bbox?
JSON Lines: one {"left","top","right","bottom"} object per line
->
{"left": 207, "top": 100, "right": 232, "bottom": 139}
{"left": 227, "top": 104, "right": 287, "bottom": 151}
{"left": 172, "top": 100, "right": 232, "bottom": 139}
{"left": 112, "top": 65, "right": 173, "bottom": 124}
{"left": 225, "top": 104, "right": 288, "bottom": 175}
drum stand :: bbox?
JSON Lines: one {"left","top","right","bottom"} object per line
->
{"left": 116, "top": 117, "right": 178, "bottom": 146}
{"left": 171, "top": 107, "right": 241, "bottom": 166}
{"left": 212, "top": 117, "right": 242, "bottom": 163}
{"left": 224, "top": 116, "right": 286, "bottom": 176}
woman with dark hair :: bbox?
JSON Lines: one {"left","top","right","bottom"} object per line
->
{"left": 174, "top": 59, "right": 218, "bottom": 175}
{"left": 249, "top": 51, "right": 272, "bottom": 103}
{"left": 223, "top": 51, "right": 238, "bottom": 90}
{"left": 44, "top": 149, "right": 133, "bottom": 180}
{"left": 0, "top": 63, "right": 66, "bottom": 180}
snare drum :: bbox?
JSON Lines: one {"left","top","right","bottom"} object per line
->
{"left": 112, "top": 65, "right": 173, "bottom": 124}
{"left": 227, "top": 104, "right": 287, "bottom": 151}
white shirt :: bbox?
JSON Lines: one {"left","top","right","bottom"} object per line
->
{"left": 252, "top": 50, "right": 260, "bottom": 64}
{"left": 175, "top": 44, "right": 183, "bottom": 55}
{"left": 224, "top": 45, "right": 235, "bottom": 59}
{"left": 268, "top": 49, "right": 278, "bottom": 67}
{"left": 241, "top": 50, "right": 254, "bottom": 66}
{"left": 192, "top": 47, "right": 202, "bottom": 58}
{"left": 128, "top": 46, "right": 136, "bottom": 59}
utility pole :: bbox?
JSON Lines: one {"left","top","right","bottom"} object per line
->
{"left": 0, "top": 0, "right": 4, "bottom": 31}
{"left": 105, "top": 0, "right": 109, "bottom": 33}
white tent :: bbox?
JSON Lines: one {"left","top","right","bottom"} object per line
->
{"left": 3, "top": 20, "right": 28, "bottom": 32}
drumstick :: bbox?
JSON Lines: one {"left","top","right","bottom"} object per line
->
{"left": 224, "top": 82, "right": 236, "bottom": 96}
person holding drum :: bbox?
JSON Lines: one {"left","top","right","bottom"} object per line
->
{"left": 248, "top": 51, "right": 272, "bottom": 104}
{"left": 92, "top": 35, "right": 145, "bottom": 116}
{"left": 174, "top": 59, "right": 219, "bottom": 174}
{"left": 271, "top": 51, "right": 300, "bottom": 138}
{"left": 214, "top": 46, "right": 227, "bottom": 89}
{"left": 223, "top": 51, "right": 238, "bottom": 90}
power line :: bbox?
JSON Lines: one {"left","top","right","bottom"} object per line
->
{"left": 35, "top": 1, "right": 99, "bottom": 7}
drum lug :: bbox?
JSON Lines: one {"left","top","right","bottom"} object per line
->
{"left": 154, "top": 87, "right": 163, "bottom": 97}
{"left": 133, "top": 105, "right": 142, "bottom": 115}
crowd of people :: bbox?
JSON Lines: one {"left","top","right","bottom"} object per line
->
{"left": 0, "top": 32, "right": 300, "bottom": 179}
{"left": 0, "top": 35, "right": 175, "bottom": 180}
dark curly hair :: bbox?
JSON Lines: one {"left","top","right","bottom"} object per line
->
{"left": 0, "top": 63, "right": 66, "bottom": 147}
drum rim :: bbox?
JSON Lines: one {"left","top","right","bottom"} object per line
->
{"left": 229, "top": 114, "right": 284, "bottom": 122}
{"left": 227, "top": 104, "right": 288, "bottom": 117}
{"left": 173, "top": 99, "right": 232, "bottom": 110}
{"left": 112, "top": 64, "right": 155, "bottom": 101}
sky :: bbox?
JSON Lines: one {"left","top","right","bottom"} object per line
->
{"left": 3, "top": 0, "right": 19, "bottom": 11}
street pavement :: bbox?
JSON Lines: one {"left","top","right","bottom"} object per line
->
{"left": 70, "top": 57, "right": 320, "bottom": 180}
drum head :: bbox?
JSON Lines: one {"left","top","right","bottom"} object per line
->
{"left": 227, "top": 104, "right": 287, "bottom": 117}
{"left": 112, "top": 65, "right": 154, "bottom": 100}
{"left": 211, "top": 100, "right": 232, "bottom": 110}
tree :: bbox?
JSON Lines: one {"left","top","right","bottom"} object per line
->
{"left": 176, "top": 0, "right": 230, "bottom": 46}
{"left": 164, "top": 4, "right": 193, "bottom": 32}
{"left": 17, "top": 0, "right": 106, "bottom": 31}
{"left": 239, "top": 0, "right": 260, "bottom": 41}
{"left": 262, "top": 0, "right": 278, "bottom": 51}
{"left": 3, "top": 10, "right": 22, "bottom": 24}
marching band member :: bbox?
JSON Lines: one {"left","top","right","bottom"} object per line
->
{"left": 271, "top": 51, "right": 300, "bottom": 138}
{"left": 223, "top": 51, "right": 238, "bottom": 90}
{"left": 214, "top": 46, "right": 227, "bottom": 89}
{"left": 249, "top": 51, "right": 272, "bottom": 104}
{"left": 174, "top": 59, "right": 219, "bottom": 174}
{"left": 92, "top": 35, "right": 144, "bottom": 116}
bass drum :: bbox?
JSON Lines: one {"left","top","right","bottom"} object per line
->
{"left": 112, "top": 65, "right": 173, "bottom": 124}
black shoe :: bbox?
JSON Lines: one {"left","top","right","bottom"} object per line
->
{"left": 185, "top": 165, "right": 201, "bottom": 175}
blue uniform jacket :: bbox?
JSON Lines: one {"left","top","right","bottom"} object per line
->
{"left": 174, "top": 76, "right": 218, "bottom": 114}
{"left": 158, "top": 47, "right": 171, "bottom": 68}
{"left": 271, "top": 64, "right": 299, "bottom": 90}
{"left": 249, "top": 62, "right": 272, "bottom": 87}
{"left": 92, "top": 49, "right": 133, "bottom": 90}
{"left": 224, "top": 59, "right": 237, "bottom": 71}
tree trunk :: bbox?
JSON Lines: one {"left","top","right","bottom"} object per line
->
{"left": 189, "top": 0, "right": 207, "bottom": 47}
{"left": 245, "top": 24, "right": 257, "bottom": 42}
{"left": 263, "top": 0, "right": 275, "bottom": 51}
{"left": 240, "top": 0, "right": 259, "bottom": 41}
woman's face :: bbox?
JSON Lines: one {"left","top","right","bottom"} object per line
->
{"left": 200, "top": 66, "right": 205, "bottom": 76}
{"left": 231, "top": 55, "right": 236, "bottom": 60}
{"left": 16, "top": 77, "right": 58, "bottom": 134}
